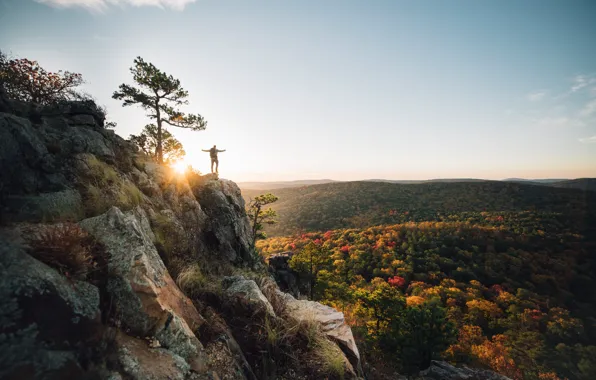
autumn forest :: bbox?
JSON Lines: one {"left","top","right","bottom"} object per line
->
{"left": 250, "top": 181, "right": 596, "bottom": 380}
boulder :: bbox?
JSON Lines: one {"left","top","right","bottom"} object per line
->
{"left": 266, "top": 251, "right": 300, "bottom": 297}
{"left": 194, "top": 180, "right": 253, "bottom": 263}
{"left": 115, "top": 333, "right": 190, "bottom": 380}
{"left": 419, "top": 361, "right": 512, "bottom": 380}
{"left": 222, "top": 276, "right": 276, "bottom": 317}
{"left": 0, "top": 241, "right": 101, "bottom": 379}
{"left": 265, "top": 284, "right": 362, "bottom": 376}
{"left": 79, "top": 206, "right": 207, "bottom": 371}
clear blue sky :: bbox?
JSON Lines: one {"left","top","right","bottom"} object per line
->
{"left": 1, "top": 0, "right": 595, "bottom": 181}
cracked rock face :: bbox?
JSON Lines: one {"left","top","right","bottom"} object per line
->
{"left": 79, "top": 206, "right": 206, "bottom": 371}
{"left": 0, "top": 241, "right": 101, "bottom": 380}
{"left": 194, "top": 180, "right": 253, "bottom": 263}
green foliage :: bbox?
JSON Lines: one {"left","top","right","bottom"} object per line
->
{"left": 0, "top": 51, "right": 84, "bottom": 104}
{"left": 113, "top": 57, "right": 206, "bottom": 163}
{"left": 390, "top": 299, "right": 456, "bottom": 374}
{"left": 289, "top": 241, "right": 331, "bottom": 300}
{"left": 247, "top": 193, "right": 279, "bottom": 247}
{"left": 353, "top": 278, "right": 406, "bottom": 339}
{"left": 129, "top": 123, "right": 185, "bottom": 164}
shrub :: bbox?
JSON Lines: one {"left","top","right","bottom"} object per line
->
{"left": 27, "top": 223, "right": 93, "bottom": 280}
{"left": 0, "top": 52, "right": 84, "bottom": 105}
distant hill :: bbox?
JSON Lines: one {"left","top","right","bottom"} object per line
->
{"left": 242, "top": 180, "right": 596, "bottom": 236}
{"left": 549, "top": 178, "right": 596, "bottom": 192}
{"left": 237, "top": 179, "right": 337, "bottom": 190}
{"left": 502, "top": 178, "right": 569, "bottom": 184}
{"left": 240, "top": 177, "right": 595, "bottom": 191}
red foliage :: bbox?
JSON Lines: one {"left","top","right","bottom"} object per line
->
{"left": 323, "top": 231, "right": 333, "bottom": 240}
{"left": 490, "top": 284, "right": 504, "bottom": 294}
{"left": 388, "top": 276, "right": 406, "bottom": 288}
{"left": 313, "top": 238, "right": 322, "bottom": 245}
{"left": 340, "top": 245, "right": 350, "bottom": 253}
{"left": 1, "top": 57, "right": 84, "bottom": 104}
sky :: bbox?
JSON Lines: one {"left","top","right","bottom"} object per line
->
{"left": 1, "top": 0, "right": 596, "bottom": 182}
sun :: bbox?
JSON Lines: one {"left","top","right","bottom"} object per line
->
{"left": 171, "top": 159, "right": 189, "bottom": 175}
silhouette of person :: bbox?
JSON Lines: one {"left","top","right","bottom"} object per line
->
{"left": 202, "top": 145, "right": 226, "bottom": 173}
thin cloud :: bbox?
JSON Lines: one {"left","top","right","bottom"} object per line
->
{"left": 35, "top": 0, "right": 197, "bottom": 12}
{"left": 527, "top": 91, "right": 547, "bottom": 102}
{"left": 579, "top": 135, "right": 596, "bottom": 144}
{"left": 535, "top": 117, "right": 585, "bottom": 128}
{"left": 579, "top": 99, "right": 596, "bottom": 118}
{"left": 570, "top": 74, "right": 596, "bottom": 93}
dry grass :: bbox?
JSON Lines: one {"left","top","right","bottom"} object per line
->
{"left": 27, "top": 223, "right": 93, "bottom": 280}
{"left": 86, "top": 155, "right": 119, "bottom": 187}
{"left": 117, "top": 180, "right": 143, "bottom": 209}
{"left": 314, "top": 337, "right": 347, "bottom": 379}
{"left": 176, "top": 264, "right": 206, "bottom": 298}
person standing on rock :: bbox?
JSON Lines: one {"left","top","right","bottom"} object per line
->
{"left": 202, "top": 145, "right": 226, "bottom": 173}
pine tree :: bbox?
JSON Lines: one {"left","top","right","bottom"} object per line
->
{"left": 247, "top": 193, "right": 278, "bottom": 247}
{"left": 113, "top": 57, "right": 206, "bottom": 163}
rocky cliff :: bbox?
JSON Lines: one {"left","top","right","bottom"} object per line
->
{"left": 0, "top": 91, "right": 363, "bottom": 380}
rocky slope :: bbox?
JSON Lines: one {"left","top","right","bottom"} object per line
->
{"left": 0, "top": 90, "right": 363, "bottom": 380}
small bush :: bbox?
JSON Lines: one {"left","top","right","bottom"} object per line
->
{"left": 176, "top": 264, "right": 206, "bottom": 298}
{"left": 27, "top": 223, "right": 93, "bottom": 280}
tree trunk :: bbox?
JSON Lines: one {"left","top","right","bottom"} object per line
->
{"left": 156, "top": 101, "right": 163, "bottom": 164}
{"left": 156, "top": 119, "right": 163, "bottom": 164}
{"left": 251, "top": 205, "right": 261, "bottom": 247}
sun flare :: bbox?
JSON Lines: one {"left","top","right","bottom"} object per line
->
{"left": 171, "top": 160, "right": 189, "bottom": 175}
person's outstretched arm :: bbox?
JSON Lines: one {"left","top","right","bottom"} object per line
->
{"left": 218, "top": 149, "right": 226, "bottom": 152}
{"left": 201, "top": 149, "right": 209, "bottom": 152}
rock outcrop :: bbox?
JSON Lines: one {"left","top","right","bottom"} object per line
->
{"left": 194, "top": 180, "right": 253, "bottom": 263}
{"left": 0, "top": 94, "right": 364, "bottom": 380}
{"left": 418, "top": 360, "right": 513, "bottom": 380}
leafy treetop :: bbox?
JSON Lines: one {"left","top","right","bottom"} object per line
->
{"left": 129, "top": 124, "right": 185, "bottom": 164}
